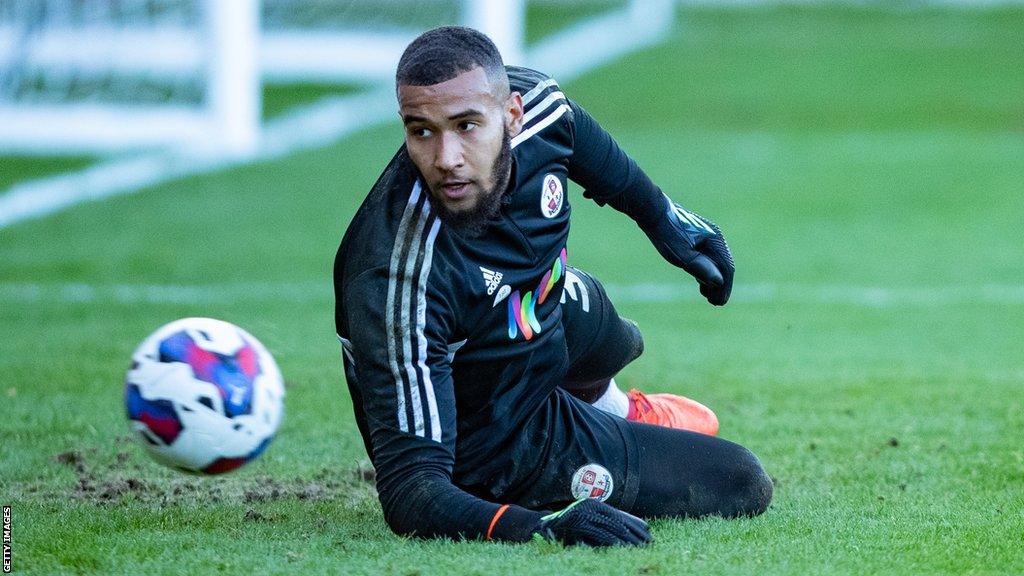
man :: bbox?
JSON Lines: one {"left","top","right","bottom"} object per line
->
{"left": 334, "top": 27, "right": 772, "bottom": 546}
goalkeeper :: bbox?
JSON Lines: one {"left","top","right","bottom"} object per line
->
{"left": 333, "top": 27, "right": 772, "bottom": 546}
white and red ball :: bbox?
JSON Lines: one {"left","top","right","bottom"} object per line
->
{"left": 125, "top": 318, "right": 284, "bottom": 474}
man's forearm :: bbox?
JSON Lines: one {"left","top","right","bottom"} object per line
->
{"left": 378, "top": 468, "right": 543, "bottom": 542}
{"left": 566, "top": 100, "right": 735, "bottom": 305}
{"left": 567, "top": 100, "right": 667, "bottom": 230}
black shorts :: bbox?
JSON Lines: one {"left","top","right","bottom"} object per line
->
{"left": 473, "top": 269, "right": 773, "bottom": 519}
{"left": 497, "top": 386, "right": 644, "bottom": 512}
{"left": 465, "top": 268, "right": 647, "bottom": 511}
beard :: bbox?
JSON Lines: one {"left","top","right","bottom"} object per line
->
{"left": 430, "top": 128, "right": 512, "bottom": 236}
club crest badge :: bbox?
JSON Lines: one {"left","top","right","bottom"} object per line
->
{"left": 541, "top": 174, "right": 563, "bottom": 218}
{"left": 571, "top": 463, "right": 613, "bottom": 502}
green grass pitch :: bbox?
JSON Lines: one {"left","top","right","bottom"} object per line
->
{"left": 2, "top": 5, "right": 1023, "bottom": 575}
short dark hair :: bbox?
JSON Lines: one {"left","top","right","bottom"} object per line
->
{"left": 396, "top": 26, "right": 508, "bottom": 89}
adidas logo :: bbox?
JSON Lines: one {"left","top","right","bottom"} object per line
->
{"left": 480, "top": 266, "right": 504, "bottom": 296}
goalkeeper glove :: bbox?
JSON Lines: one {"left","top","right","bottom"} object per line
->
{"left": 535, "top": 499, "right": 652, "bottom": 547}
{"left": 642, "top": 195, "right": 735, "bottom": 306}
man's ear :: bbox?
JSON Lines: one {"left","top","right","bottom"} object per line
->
{"left": 505, "top": 92, "right": 524, "bottom": 136}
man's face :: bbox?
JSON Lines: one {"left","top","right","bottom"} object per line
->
{"left": 398, "top": 67, "right": 523, "bottom": 226}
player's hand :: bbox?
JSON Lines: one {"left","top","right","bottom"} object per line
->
{"left": 642, "top": 197, "right": 734, "bottom": 306}
{"left": 535, "top": 498, "right": 652, "bottom": 547}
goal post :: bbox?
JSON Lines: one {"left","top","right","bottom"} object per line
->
{"left": 207, "top": 0, "right": 261, "bottom": 156}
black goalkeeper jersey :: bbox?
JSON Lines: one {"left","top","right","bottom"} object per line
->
{"left": 334, "top": 66, "right": 666, "bottom": 542}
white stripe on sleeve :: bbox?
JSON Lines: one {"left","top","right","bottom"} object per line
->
{"left": 416, "top": 215, "right": 443, "bottom": 442}
{"left": 511, "top": 103, "right": 570, "bottom": 149}
{"left": 521, "top": 78, "right": 558, "bottom": 105}
{"left": 385, "top": 182, "right": 422, "bottom": 432}
{"left": 522, "top": 91, "right": 566, "bottom": 126}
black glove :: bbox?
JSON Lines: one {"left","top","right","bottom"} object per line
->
{"left": 642, "top": 195, "right": 735, "bottom": 306}
{"left": 535, "top": 498, "right": 652, "bottom": 547}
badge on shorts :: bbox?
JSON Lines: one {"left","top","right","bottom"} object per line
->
{"left": 571, "top": 463, "right": 613, "bottom": 502}
{"left": 541, "top": 174, "right": 563, "bottom": 218}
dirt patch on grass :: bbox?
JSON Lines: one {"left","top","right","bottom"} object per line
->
{"left": 241, "top": 477, "right": 334, "bottom": 503}
{"left": 51, "top": 442, "right": 376, "bottom": 507}
{"left": 55, "top": 450, "right": 86, "bottom": 469}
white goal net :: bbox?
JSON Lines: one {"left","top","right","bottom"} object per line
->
{"left": 0, "top": 0, "right": 259, "bottom": 155}
{"left": 0, "top": 0, "right": 672, "bottom": 156}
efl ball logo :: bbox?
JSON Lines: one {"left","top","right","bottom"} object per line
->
{"left": 541, "top": 174, "right": 563, "bottom": 218}
{"left": 571, "top": 463, "right": 613, "bottom": 502}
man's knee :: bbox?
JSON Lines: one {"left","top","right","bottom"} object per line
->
{"left": 620, "top": 318, "right": 644, "bottom": 366}
{"left": 723, "top": 447, "right": 773, "bottom": 518}
{"left": 684, "top": 443, "right": 772, "bottom": 518}
{"left": 564, "top": 316, "right": 644, "bottom": 385}
{"left": 562, "top": 268, "right": 644, "bottom": 383}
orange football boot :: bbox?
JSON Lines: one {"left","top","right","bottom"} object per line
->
{"left": 626, "top": 389, "right": 719, "bottom": 436}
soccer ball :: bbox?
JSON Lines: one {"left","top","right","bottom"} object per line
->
{"left": 125, "top": 317, "right": 284, "bottom": 474}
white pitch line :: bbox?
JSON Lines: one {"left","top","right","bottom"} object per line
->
{"left": 606, "top": 282, "right": 1024, "bottom": 306}
{"left": 524, "top": 5, "right": 671, "bottom": 82}
{"left": 1, "top": 281, "right": 1022, "bottom": 307}
{"left": 0, "top": 281, "right": 327, "bottom": 305}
